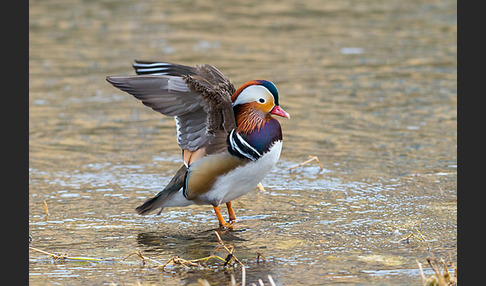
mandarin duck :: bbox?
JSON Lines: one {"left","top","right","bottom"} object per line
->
{"left": 106, "top": 61, "right": 290, "bottom": 228}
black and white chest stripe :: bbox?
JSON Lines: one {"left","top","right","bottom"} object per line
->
{"left": 227, "top": 129, "right": 262, "bottom": 161}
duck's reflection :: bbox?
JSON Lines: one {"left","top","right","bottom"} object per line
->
{"left": 136, "top": 227, "right": 248, "bottom": 256}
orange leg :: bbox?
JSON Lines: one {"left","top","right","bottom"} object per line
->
{"left": 213, "top": 206, "right": 233, "bottom": 228}
{"left": 226, "top": 202, "right": 237, "bottom": 223}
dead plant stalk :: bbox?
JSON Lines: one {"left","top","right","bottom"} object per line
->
{"left": 287, "top": 155, "right": 323, "bottom": 172}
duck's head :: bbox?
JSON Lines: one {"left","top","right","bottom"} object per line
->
{"left": 231, "top": 80, "right": 290, "bottom": 120}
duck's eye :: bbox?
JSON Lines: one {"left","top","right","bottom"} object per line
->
{"left": 258, "top": 98, "right": 266, "bottom": 103}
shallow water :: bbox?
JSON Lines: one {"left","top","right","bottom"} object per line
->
{"left": 29, "top": 0, "right": 456, "bottom": 284}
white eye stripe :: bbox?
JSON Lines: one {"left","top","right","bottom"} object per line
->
{"left": 233, "top": 85, "right": 273, "bottom": 106}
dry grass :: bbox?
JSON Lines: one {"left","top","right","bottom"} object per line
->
{"left": 286, "top": 155, "right": 323, "bottom": 172}
{"left": 257, "top": 155, "right": 323, "bottom": 192}
{"left": 397, "top": 228, "right": 430, "bottom": 251}
{"left": 29, "top": 231, "right": 274, "bottom": 286}
{"left": 398, "top": 228, "right": 456, "bottom": 285}
{"left": 43, "top": 200, "right": 50, "bottom": 216}
{"left": 29, "top": 245, "right": 117, "bottom": 262}
{"left": 417, "top": 257, "right": 457, "bottom": 286}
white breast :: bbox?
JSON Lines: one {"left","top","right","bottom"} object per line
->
{"left": 200, "top": 141, "right": 282, "bottom": 206}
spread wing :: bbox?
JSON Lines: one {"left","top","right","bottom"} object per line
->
{"left": 106, "top": 61, "right": 237, "bottom": 165}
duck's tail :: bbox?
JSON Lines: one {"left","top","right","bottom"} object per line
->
{"left": 135, "top": 165, "right": 187, "bottom": 215}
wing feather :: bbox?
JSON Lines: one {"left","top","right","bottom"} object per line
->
{"left": 106, "top": 61, "right": 236, "bottom": 158}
